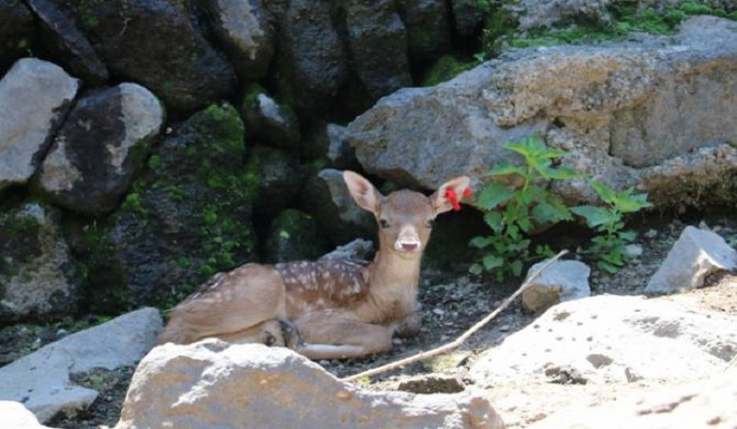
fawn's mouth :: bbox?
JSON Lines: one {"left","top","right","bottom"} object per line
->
{"left": 395, "top": 241, "right": 422, "bottom": 254}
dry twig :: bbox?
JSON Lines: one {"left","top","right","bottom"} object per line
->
{"left": 342, "top": 250, "right": 568, "bottom": 383}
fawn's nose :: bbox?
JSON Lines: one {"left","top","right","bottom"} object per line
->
{"left": 394, "top": 225, "right": 422, "bottom": 253}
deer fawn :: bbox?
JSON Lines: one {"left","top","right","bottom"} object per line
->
{"left": 157, "top": 171, "right": 471, "bottom": 360}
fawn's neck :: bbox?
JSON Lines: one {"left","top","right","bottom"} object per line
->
{"left": 368, "top": 245, "right": 422, "bottom": 293}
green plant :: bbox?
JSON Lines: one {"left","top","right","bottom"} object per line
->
{"left": 470, "top": 136, "right": 582, "bottom": 281}
{"left": 571, "top": 181, "right": 652, "bottom": 273}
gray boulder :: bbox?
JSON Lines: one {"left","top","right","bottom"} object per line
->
{"left": 94, "top": 103, "right": 257, "bottom": 308}
{"left": 0, "top": 1, "right": 35, "bottom": 71}
{"left": 241, "top": 86, "right": 301, "bottom": 151}
{"left": 264, "top": 209, "right": 330, "bottom": 263}
{"left": 0, "top": 401, "right": 55, "bottom": 429}
{"left": 469, "top": 294, "right": 737, "bottom": 386}
{"left": 247, "top": 145, "right": 304, "bottom": 215}
{"left": 346, "top": 16, "right": 737, "bottom": 208}
{"left": 343, "top": 0, "right": 412, "bottom": 99}
{"left": 194, "top": 0, "right": 274, "bottom": 80}
{"left": 522, "top": 259, "right": 591, "bottom": 314}
{"left": 300, "top": 169, "right": 376, "bottom": 246}
{"left": 645, "top": 225, "right": 737, "bottom": 294}
{"left": 528, "top": 365, "right": 737, "bottom": 429}
{"left": 0, "top": 58, "right": 79, "bottom": 191}
{"left": 0, "top": 308, "right": 162, "bottom": 423}
{"left": 0, "top": 202, "right": 80, "bottom": 323}
{"left": 114, "top": 340, "right": 504, "bottom": 429}
{"left": 63, "top": 0, "right": 236, "bottom": 112}
{"left": 396, "top": 0, "right": 452, "bottom": 62}
{"left": 26, "top": 0, "right": 108, "bottom": 84}
{"left": 275, "top": 0, "right": 349, "bottom": 116}
{"left": 35, "top": 83, "right": 164, "bottom": 215}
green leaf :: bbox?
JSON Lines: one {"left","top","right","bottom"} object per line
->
{"left": 470, "top": 236, "right": 493, "bottom": 249}
{"left": 590, "top": 181, "right": 617, "bottom": 205}
{"left": 597, "top": 261, "right": 620, "bottom": 273}
{"left": 615, "top": 192, "right": 653, "bottom": 213}
{"left": 532, "top": 201, "right": 573, "bottom": 224}
{"left": 469, "top": 263, "right": 484, "bottom": 275}
{"left": 571, "top": 205, "right": 616, "bottom": 228}
{"left": 488, "top": 162, "right": 526, "bottom": 177}
{"left": 477, "top": 182, "right": 516, "bottom": 210}
{"left": 542, "top": 166, "right": 584, "bottom": 180}
{"left": 483, "top": 254, "right": 504, "bottom": 271}
{"left": 618, "top": 230, "right": 637, "bottom": 242}
{"left": 484, "top": 211, "right": 504, "bottom": 232}
{"left": 510, "top": 260, "right": 524, "bottom": 277}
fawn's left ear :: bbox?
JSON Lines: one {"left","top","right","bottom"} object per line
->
{"left": 343, "top": 170, "right": 384, "bottom": 215}
{"left": 431, "top": 176, "right": 472, "bottom": 214}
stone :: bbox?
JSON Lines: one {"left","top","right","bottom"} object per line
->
{"left": 345, "top": 16, "right": 737, "bottom": 208}
{"left": 396, "top": 0, "right": 452, "bottom": 62}
{"left": 194, "top": 0, "right": 274, "bottom": 79}
{"left": 645, "top": 226, "right": 737, "bottom": 294}
{"left": 326, "top": 124, "right": 359, "bottom": 169}
{"left": 113, "top": 340, "right": 504, "bottom": 429}
{"left": 0, "top": 401, "right": 56, "bottom": 429}
{"left": 241, "top": 86, "right": 301, "bottom": 151}
{"left": 509, "top": 0, "right": 614, "bottom": 32}
{"left": 343, "top": 0, "right": 412, "bottom": 99}
{"left": 26, "top": 0, "right": 108, "bottom": 84}
{"left": 527, "top": 365, "right": 737, "bottom": 429}
{"left": 64, "top": 0, "right": 236, "bottom": 112}
{"left": 522, "top": 259, "right": 591, "bottom": 314}
{"left": 0, "top": 308, "right": 162, "bottom": 423}
{"left": 469, "top": 295, "right": 737, "bottom": 387}
{"left": 395, "top": 374, "right": 465, "bottom": 394}
{"left": 35, "top": 83, "right": 164, "bottom": 215}
{"left": 0, "top": 202, "right": 80, "bottom": 322}
{"left": 0, "top": 0, "right": 35, "bottom": 71}
{"left": 300, "top": 169, "right": 377, "bottom": 246}
{"left": 0, "top": 58, "right": 79, "bottom": 191}
{"left": 100, "top": 103, "right": 258, "bottom": 308}
{"left": 247, "top": 145, "right": 304, "bottom": 215}
{"left": 451, "top": 0, "right": 484, "bottom": 39}
{"left": 320, "top": 238, "right": 375, "bottom": 261}
{"left": 275, "top": 0, "right": 349, "bottom": 116}
{"left": 264, "top": 209, "right": 330, "bottom": 263}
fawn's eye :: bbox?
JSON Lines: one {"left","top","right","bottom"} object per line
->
{"left": 425, "top": 219, "right": 435, "bottom": 229}
{"left": 380, "top": 219, "right": 390, "bottom": 228}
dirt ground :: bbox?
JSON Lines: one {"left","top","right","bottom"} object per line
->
{"left": 5, "top": 212, "right": 737, "bottom": 429}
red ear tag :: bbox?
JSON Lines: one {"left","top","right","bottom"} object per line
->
{"left": 445, "top": 189, "right": 461, "bottom": 211}
{"left": 463, "top": 188, "right": 472, "bottom": 198}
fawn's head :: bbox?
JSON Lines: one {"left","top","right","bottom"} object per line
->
{"left": 343, "top": 171, "right": 471, "bottom": 259}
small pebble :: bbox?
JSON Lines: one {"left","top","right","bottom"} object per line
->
{"left": 432, "top": 308, "right": 445, "bottom": 316}
{"left": 624, "top": 244, "right": 643, "bottom": 258}
{"left": 644, "top": 229, "right": 657, "bottom": 239}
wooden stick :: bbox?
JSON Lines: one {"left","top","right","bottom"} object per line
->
{"left": 342, "top": 250, "right": 569, "bottom": 383}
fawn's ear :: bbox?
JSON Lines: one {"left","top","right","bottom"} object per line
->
{"left": 431, "top": 176, "right": 472, "bottom": 214}
{"left": 344, "top": 171, "right": 383, "bottom": 215}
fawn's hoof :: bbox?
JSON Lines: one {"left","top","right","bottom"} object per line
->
{"left": 279, "top": 319, "right": 303, "bottom": 349}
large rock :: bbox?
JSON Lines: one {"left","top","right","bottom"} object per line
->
{"left": 0, "top": 202, "right": 80, "bottom": 323}
{"left": 528, "top": 365, "right": 737, "bottom": 429}
{"left": 194, "top": 0, "right": 274, "bottom": 80}
{"left": 100, "top": 103, "right": 258, "bottom": 308}
{"left": 241, "top": 85, "right": 301, "bottom": 151}
{"left": 35, "top": 83, "right": 164, "bottom": 215}
{"left": 246, "top": 145, "right": 304, "bottom": 215}
{"left": 0, "top": 308, "right": 162, "bottom": 423}
{"left": 275, "top": 0, "right": 349, "bottom": 116}
{"left": 114, "top": 340, "right": 504, "bottom": 429}
{"left": 396, "top": 0, "right": 452, "bottom": 62}
{"left": 0, "top": 0, "right": 35, "bottom": 71}
{"left": 469, "top": 294, "right": 737, "bottom": 386}
{"left": 0, "top": 58, "right": 79, "bottom": 191}
{"left": 26, "top": 0, "right": 108, "bottom": 84}
{"left": 343, "top": 0, "right": 412, "bottom": 99}
{"left": 300, "top": 168, "right": 376, "bottom": 246}
{"left": 346, "top": 16, "right": 737, "bottom": 207}
{"left": 64, "top": 0, "right": 236, "bottom": 112}
{"left": 645, "top": 225, "right": 737, "bottom": 294}
{"left": 264, "top": 209, "right": 330, "bottom": 264}
{"left": 0, "top": 401, "right": 55, "bottom": 429}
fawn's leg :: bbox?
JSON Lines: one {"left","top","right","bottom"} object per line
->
{"left": 293, "top": 317, "right": 394, "bottom": 360}
{"left": 157, "top": 264, "right": 288, "bottom": 345}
